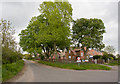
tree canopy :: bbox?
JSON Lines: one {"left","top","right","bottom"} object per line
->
{"left": 19, "top": 0, "right": 73, "bottom": 58}
{"left": 72, "top": 18, "right": 106, "bottom": 59}
{"left": 0, "top": 19, "right": 23, "bottom": 64}
{"left": 0, "top": 19, "right": 16, "bottom": 50}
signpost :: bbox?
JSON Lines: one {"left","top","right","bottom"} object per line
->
{"left": 53, "top": 56, "right": 55, "bottom": 62}
{"left": 77, "top": 57, "right": 81, "bottom": 66}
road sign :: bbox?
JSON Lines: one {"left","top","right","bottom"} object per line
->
{"left": 77, "top": 57, "right": 81, "bottom": 63}
{"left": 53, "top": 56, "right": 55, "bottom": 59}
{"left": 85, "top": 59, "right": 89, "bottom": 62}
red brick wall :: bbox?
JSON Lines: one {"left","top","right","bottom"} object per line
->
{"left": 79, "top": 51, "right": 84, "bottom": 59}
{"left": 87, "top": 49, "right": 103, "bottom": 56}
{"left": 65, "top": 49, "right": 103, "bottom": 60}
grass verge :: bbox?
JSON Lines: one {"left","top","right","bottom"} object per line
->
{"left": 2, "top": 60, "right": 24, "bottom": 82}
{"left": 104, "top": 60, "right": 119, "bottom": 66}
{"left": 38, "top": 60, "right": 111, "bottom": 70}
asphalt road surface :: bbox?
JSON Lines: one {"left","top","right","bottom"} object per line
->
{"left": 10, "top": 60, "right": 118, "bottom": 82}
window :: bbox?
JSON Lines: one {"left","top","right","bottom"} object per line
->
{"left": 73, "top": 56, "right": 74, "bottom": 59}
{"left": 69, "top": 56, "right": 71, "bottom": 59}
{"left": 69, "top": 50, "right": 71, "bottom": 53}
{"left": 81, "top": 53, "right": 83, "bottom": 56}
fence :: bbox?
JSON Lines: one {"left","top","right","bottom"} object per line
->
{"left": 44, "top": 58, "right": 106, "bottom": 64}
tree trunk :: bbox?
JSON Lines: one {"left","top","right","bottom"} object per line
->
{"left": 54, "top": 41, "right": 57, "bottom": 58}
{"left": 83, "top": 48, "right": 88, "bottom": 60}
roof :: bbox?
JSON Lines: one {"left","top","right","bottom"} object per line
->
{"left": 70, "top": 48, "right": 77, "bottom": 55}
{"left": 74, "top": 49, "right": 80, "bottom": 51}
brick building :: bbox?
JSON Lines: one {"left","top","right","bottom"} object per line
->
{"left": 59, "top": 48, "right": 103, "bottom": 60}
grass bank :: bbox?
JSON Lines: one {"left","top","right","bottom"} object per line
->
{"left": 104, "top": 60, "right": 119, "bottom": 66}
{"left": 38, "top": 60, "right": 111, "bottom": 70}
{"left": 2, "top": 60, "right": 24, "bottom": 82}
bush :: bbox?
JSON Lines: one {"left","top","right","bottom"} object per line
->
{"left": 2, "top": 60, "right": 24, "bottom": 82}
{"left": 2, "top": 47, "right": 23, "bottom": 64}
{"left": 93, "top": 55, "right": 102, "bottom": 59}
{"left": 40, "top": 54, "right": 45, "bottom": 60}
{"left": 105, "top": 60, "right": 119, "bottom": 66}
{"left": 108, "top": 54, "right": 116, "bottom": 60}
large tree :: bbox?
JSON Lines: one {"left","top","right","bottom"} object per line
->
{"left": 38, "top": 0, "right": 73, "bottom": 58}
{"left": 19, "top": 0, "right": 73, "bottom": 58}
{"left": 0, "top": 19, "right": 23, "bottom": 64}
{"left": 0, "top": 19, "right": 17, "bottom": 50}
{"left": 72, "top": 18, "right": 106, "bottom": 59}
{"left": 19, "top": 16, "right": 42, "bottom": 55}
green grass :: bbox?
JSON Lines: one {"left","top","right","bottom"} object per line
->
{"left": 105, "top": 60, "right": 119, "bottom": 66}
{"left": 2, "top": 60, "right": 24, "bottom": 82}
{"left": 0, "top": 67, "right": 2, "bottom": 83}
{"left": 38, "top": 60, "right": 111, "bottom": 70}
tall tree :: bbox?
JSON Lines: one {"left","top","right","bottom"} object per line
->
{"left": 19, "top": 16, "right": 42, "bottom": 55}
{"left": 104, "top": 45, "right": 115, "bottom": 54}
{"left": 19, "top": 0, "right": 72, "bottom": 58}
{"left": 0, "top": 19, "right": 16, "bottom": 50}
{"left": 0, "top": 19, "right": 23, "bottom": 63}
{"left": 72, "top": 18, "right": 106, "bottom": 59}
{"left": 38, "top": 0, "right": 73, "bottom": 58}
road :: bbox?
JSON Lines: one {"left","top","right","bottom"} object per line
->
{"left": 10, "top": 60, "right": 118, "bottom": 82}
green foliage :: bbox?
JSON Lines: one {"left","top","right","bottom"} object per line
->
{"left": 93, "top": 55, "right": 102, "bottom": 59}
{"left": 116, "top": 54, "right": 120, "bottom": 58}
{"left": 2, "top": 47, "right": 23, "bottom": 64}
{"left": 105, "top": 60, "right": 119, "bottom": 66}
{"left": 24, "top": 54, "right": 34, "bottom": 60}
{"left": 0, "top": 19, "right": 23, "bottom": 64}
{"left": 0, "top": 19, "right": 16, "bottom": 49}
{"left": 2, "top": 60, "right": 24, "bottom": 82}
{"left": 38, "top": 60, "right": 111, "bottom": 70}
{"left": 38, "top": 1, "right": 73, "bottom": 54}
{"left": 72, "top": 18, "right": 106, "bottom": 58}
{"left": 102, "top": 52, "right": 116, "bottom": 63}
{"left": 40, "top": 54, "right": 45, "bottom": 60}
{"left": 108, "top": 54, "right": 115, "bottom": 60}
{"left": 24, "top": 54, "right": 32, "bottom": 59}
{"left": 118, "top": 57, "right": 120, "bottom": 65}
{"left": 19, "top": 1, "right": 73, "bottom": 58}
{"left": 102, "top": 52, "right": 109, "bottom": 62}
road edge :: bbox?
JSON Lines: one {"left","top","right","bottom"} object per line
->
{"left": 3, "top": 60, "right": 27, "bottom": 83}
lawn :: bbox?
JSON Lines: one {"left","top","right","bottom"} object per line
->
{"left": 38, "top": 60, "right": 111, "bottom": 70}
{"left": 0, "top": 67, "right": 1, "bottom": 83}
{"left": 2, "top": 60, "right": 24, "bottom": 82}
{"left": 104, "top": 60, "right": 119, "bottom": 66}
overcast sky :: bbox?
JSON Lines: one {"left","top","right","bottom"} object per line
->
{"left": 0, "top": 0, "right": 119, "bottom": 54}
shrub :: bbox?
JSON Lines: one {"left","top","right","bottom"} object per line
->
{"left": 2, "top": 60, "right": 24, "bottom": 82}
{"left": 40, "top": 54, "right": 45, "bottom": 60}
{"left": 108, "top": 54, "right": 116, "bottom": 60}
{"left": 93, "top": 55, "right": 102, "bottom": 59}
{"left": 41, "top": 55, "right": 45, "bottom": 60}
{"left": 2, "top": 47, "right": 23, "bottom": 64}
